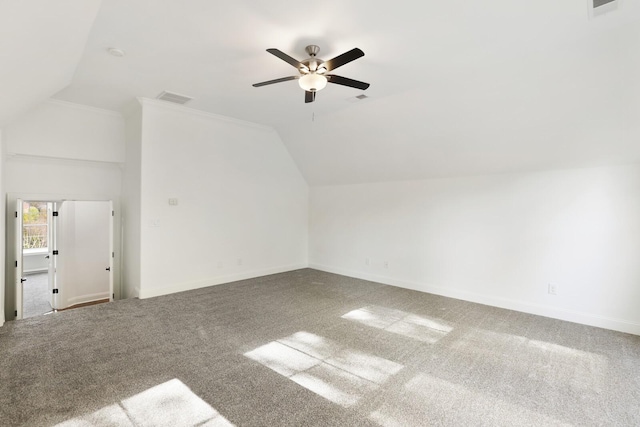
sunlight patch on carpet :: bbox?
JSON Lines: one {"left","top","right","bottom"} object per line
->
{"left": 244, "top": 331, "right": 403, "bottom": 407}
{"left": 342, "top": 305, "right": 453, "bottom": 343}
{"left": 56, "top": 379, "right": 233, "bottom": 427}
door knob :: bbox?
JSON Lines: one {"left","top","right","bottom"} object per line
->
{"left": 105, "top": 267, "right": 111, "bottom": 271}
{"left": 20, "top": 278, "right": 27, "bottom": 283}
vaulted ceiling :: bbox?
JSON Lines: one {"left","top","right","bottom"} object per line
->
{"left": 4, "top": 1, "right": 640, "bottom": 185}
{"left": 0, "top": 0, "right": 102, "bottom": 127}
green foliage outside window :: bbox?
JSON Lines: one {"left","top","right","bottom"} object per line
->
{"left": 23, "top": 202, "right": 48, "bottom": 250}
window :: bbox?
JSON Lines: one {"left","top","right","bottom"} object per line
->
{"left": 23, "top": 201, "right": 48, "bottom": 250}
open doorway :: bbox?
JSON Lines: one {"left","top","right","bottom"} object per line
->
{"left": 21, "top": 200, "right": 54, "bottom": 318}
{"left": 14, "top": 199, "right": 114, "bottom": 320}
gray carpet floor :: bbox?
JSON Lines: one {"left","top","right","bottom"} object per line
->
{"left": 22, "top": 272, "right": 52, "bottom": 319}
{"left": 1, "top": 269, "right": 639, "bottom": 427}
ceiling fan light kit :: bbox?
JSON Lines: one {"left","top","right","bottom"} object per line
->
{"left": 253, "top": 44, "right": 370, "bottom": 103}
{"left": 298, "top": 73, "right": 327, "bottom": 92}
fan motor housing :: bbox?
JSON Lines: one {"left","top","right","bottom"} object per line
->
{"left": 301, "top": 58, "right": 325, "bottom": 73}
{"left": 300, "top": 45, "right": 325, "bottom": 73}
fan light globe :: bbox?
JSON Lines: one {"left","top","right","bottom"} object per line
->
{"left": 299, "top": 73, "right": 327, "bottom": 92}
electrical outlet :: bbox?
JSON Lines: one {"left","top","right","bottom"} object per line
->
{"left": 365, "top": 258, "right": 371, "bottom": 266}
{"left": 168, "top": 198, "right": 178, "bottom": 206}
{"left": 548, "top": 283, "right": 558, "bottom": 295}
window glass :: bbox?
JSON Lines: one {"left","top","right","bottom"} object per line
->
{"left": 23, "top": 201, "right": 48, "bottom": 250}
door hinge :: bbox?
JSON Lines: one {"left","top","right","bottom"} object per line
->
{"left": 53, "top": 250, "right": 59, "bottom": 255}
{"left": 15, "top": 261, "right": 17, "bottom": 267}
{"left": 52, "top": 211, "right": 59, "bottom": 216}
{"left": 15, "top": 310, "right": 17, "bottom": 317}
{"left": 53, "top": 289, "right": 59, "bottom": 294}
{"left": 112, "top": 210, "right": 115, "bottom": 216}
{"left": 112, "top": 293, "right": 115, "bottom": 299}
{"left": 15, "top": 211, "right": 18, "bottom": 218}
{"left": 112, "top": 252, "right": 115, "bottom": 258}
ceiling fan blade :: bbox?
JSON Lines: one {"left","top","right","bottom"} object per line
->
{"left": 252, "top": 76, "right": 299, "bottom": 87}
{"left": 326, "top": 75, "right": 370, "bottom": 90}
{"left": 266, "top": 48, "right": 306, "bottom": 70}
{"left": 323, "top": 48, "right": 364, "bottom": 72}
{"left": 305, "top": 91, "right": 316, "bottom": 103}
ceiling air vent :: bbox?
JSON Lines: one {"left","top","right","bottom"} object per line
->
{"left": 594, "top": 0, "right": 615, "bottom": 7}
{"left": 156, "top": 91, "right": 193, "bottom": 105}
{"left": 347, "top": 94, "right": 370, "bottom": 103}
{"left": 589, "top": 0, "right": 619, "bottom": 18}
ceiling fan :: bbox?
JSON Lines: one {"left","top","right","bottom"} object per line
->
{"left": 252, "top": 45, "right": 370, "bottom": 103}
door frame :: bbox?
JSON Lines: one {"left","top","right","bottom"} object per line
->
{"left": 14, "top": 198, "right": 23, "bottom": 320}
{"left": 5, "top": 192, "right": 119, "bottom": 321}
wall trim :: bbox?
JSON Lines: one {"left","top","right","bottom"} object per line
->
{"left": 139, "top": 263, "right": 308, "bottom": 299}
{"left": 309, "top": 263, "right": 640, "bottom": 336}
{"left": 45, "top": 98, "right": 123, "bottom": 118}
{"left": 6, "top": 152, "right": 124, "bottom": 169}
{"left": 138, "top": 98, "right": 276, "bottom": 133}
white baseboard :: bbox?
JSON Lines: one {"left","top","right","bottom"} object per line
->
{"left": 309, "top": 263, "right": 640, "bottom": 336}
{"left": 139, "top": 263, "right": 308, "bottom": 299}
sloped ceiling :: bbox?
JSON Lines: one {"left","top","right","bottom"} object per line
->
{"left": 47, "top": 0, "right": 640, "bottom": 185}
{"left": 0, "top": 0, "right": 102, "bottom": 127}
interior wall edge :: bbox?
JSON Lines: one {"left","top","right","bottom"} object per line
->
{"left": 139, "top": 263, "right": 308, "bottom": 300}
{"left": 308, "top": 263, "right": 640, "bottom": 336}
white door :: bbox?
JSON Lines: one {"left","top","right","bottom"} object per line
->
{"left": 56, "top": 201, "right": 113, "bottom": 309}
{"left": 108, "top": 200, "right": 114, "bottom": 301}
{"left": 15, "top": 198, "right": 24, "bottom": 320}
{"left": 49, "top": 202, "right": 59, "bottom": 310}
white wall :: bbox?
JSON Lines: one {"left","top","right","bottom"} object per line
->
{"left": 310, "top": 165, "right": 640, "bottom": 335}
{"left": 137, "top": 99, "right": 308, "bottom": 298}
{"left": 2, "top": 100, "right": 124, "bottom": 321}
{"left": 121, "top": 102, "right": 143, "bottom": 299}
{"left": 23, "top": 251, "right": 48, "bottom": 273}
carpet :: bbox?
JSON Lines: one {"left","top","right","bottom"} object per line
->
{"left": 22, "top": 272, "right": 51, "bottom": 319}
{"left": 1, "top": 269, "right": 639, "bottom": 426}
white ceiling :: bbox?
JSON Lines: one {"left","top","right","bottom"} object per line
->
{"left": 0, "top": 0, "right": 102, "bottom": 126}
{"left": 22, "top": 0, "right": 640, "bottom": 184}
